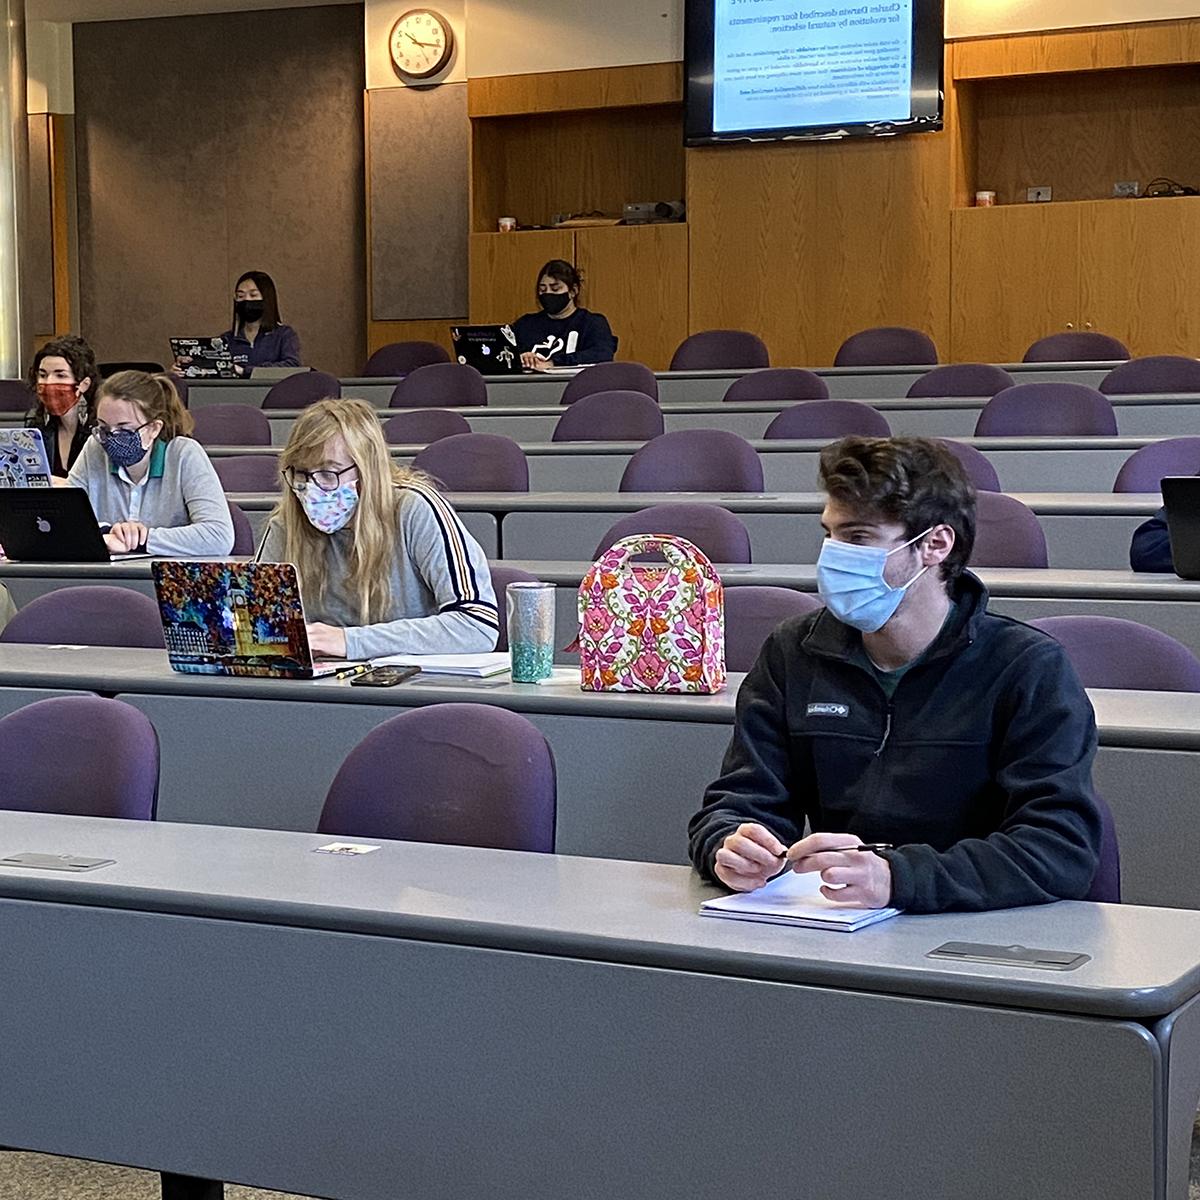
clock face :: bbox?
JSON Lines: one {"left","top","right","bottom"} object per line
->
{"left": 389, "top": 9, "right": 454, "bottom": 80}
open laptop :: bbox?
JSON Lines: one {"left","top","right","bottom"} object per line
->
{"left": 1161, "top": 476, "right": 1200, "bottom": 579}
{"left": 152, "top": 560, "right": 355, "bottom": 678}
{"left": 0, "top": 488, "right": 145, "bottom": 562}
{"left": 0, "top": 429, "right": 52, "bottom": 488}
{"left": 450, "top": 324, "right": 522, "bottom": 375}
{"left": 170, "top": 337, "right": 243, "bottom": 379}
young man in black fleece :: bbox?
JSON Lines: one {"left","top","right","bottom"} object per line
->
{"left": 689, "top": 436, "right": 1102, "bottom": 913}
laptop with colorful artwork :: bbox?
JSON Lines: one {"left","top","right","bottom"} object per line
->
{"left": 0, "top": 429, "right": 52, "bottom": 488}
{"left": 151, "top": 560, "right": 358, "bottom": 679}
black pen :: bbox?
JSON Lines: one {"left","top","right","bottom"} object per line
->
{"left": 778, "top": 842, "right": 894, "bottom": 859}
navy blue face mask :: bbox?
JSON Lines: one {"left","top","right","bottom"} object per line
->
{"left": 538, "top": 291, "right": 571, "bottom": 316}
{"left": 97, "top": 423, "right": 152, "bottom": 469}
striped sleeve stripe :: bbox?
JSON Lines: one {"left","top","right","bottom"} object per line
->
{"left": 404, "top": 481, "right": 489, "bottom": 612}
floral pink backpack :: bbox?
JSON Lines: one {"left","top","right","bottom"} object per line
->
{"left": 577, "top": 534, "right": 725, "bottom": 694}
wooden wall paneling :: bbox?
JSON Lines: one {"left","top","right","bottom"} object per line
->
{"left": 25, "top": 115, "right": 55, "bottom": 341}
{"left": 469, "top": 230, "right": 575, "bottom": 324}
{"left": 573, "top": 223, "right": 689, "bottom": 371}
{"left": 950, "top": 205, "right": 1081, "bottom": 363}
{"left": 946, "top": 46, "right": 978, "bottom": 209}
{"left": 952, "top": 17, "right": 1200, "bottom": 80}
{"left": 687, "top": 141, "right": 810, "bottom": 365}
{"left": 474, "top": 106, "right": 684, "bottom": 230}
{"left": 468, "top": 63, "right": 682, "bottom": 118}
{"left": 687, "top": 130, "right": 951, "bottom": 367}
{"left": 368, "top": 84, "right": 469, "bottom": 321}
{"left": 366, "top": 319, "right": 461, "bottom": 360}
{"left": 1078, "top": 197, "right": 1200, "bottom": 357}
{"left": 470, "top": 118, "right": 507, "bottom": 234}
{"left": 971, "top": 64, "right": 1200, "bottom": 206}
{"left": 49, "top": 114, "right": 76, "bottom": 334}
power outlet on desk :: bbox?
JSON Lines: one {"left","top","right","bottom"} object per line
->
{"left": 1113, "top": 180, "right": 1140, "bottom": 198}
{"left": 1027, "top": 186, "right": 1053, "bottom": 203}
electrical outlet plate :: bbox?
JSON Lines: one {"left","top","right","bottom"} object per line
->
{"left": 1114, "top": 180, "right": 1140, "bottom": 198}
{"left": 1027, "top": 186, "right": 1053, "bottom": 203}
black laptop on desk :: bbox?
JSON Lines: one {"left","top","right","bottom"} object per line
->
{"left": 450, "top": 324, "right": 522, "bottom": 374}
{"left": 0, "top": 489, "right": 146, "bottom": 562}
{"left": 1161, "top": 476, "right": 1200, "bottom": 579}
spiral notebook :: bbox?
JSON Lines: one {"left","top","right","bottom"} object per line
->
{"left": 700, "top": 868, "right": 901, "bottom": 932}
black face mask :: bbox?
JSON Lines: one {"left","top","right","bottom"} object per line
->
{"left": 236, "top": 299, "right": 266, "bottom": 324}
{"left": 538, "top": 291, "right": 571, "bottom": 316}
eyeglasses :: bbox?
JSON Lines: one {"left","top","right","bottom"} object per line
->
{"left": 94, "top": 419, "right": 152, "bottom": 439}
{"left": 285, "top": 464, "right": 358, "bottom": 493}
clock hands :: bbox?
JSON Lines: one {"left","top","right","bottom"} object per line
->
{"left": 403, "top": 29, "right": 440, "bottom": 49}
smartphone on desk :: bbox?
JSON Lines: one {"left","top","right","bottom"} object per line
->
{"left": 350, "top": 665, "right": 421, "bottom": 688}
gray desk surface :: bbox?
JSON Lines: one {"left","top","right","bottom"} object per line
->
{"left": 0, "top": 643, "right": 1197, "bottom": 748}
{"left": 0, "top": 809, "right": 1195, "bottom": 1019}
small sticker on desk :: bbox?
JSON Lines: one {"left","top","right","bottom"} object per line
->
{"left": 0, "top": 852, "right": 115, "bottom": 872}
{"left": 314, "top": 842, "right": 380, "bottom": 856}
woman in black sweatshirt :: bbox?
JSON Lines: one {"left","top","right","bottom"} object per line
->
{"left": 513, "top": 259, "right": 618, "bottom": 370}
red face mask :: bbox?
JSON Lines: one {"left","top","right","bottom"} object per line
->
{"left": 37, "top": 382, "right": 80, "bottom": 418}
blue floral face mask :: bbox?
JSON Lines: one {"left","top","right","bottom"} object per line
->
{"left": 816, "top": 527, "right": 933, "bottom": 633}
{"left": 297, "top": 480, "right": 358, "bottom": 535}
{"left": 97, "top": 422, "right": 153, "bottom": 469}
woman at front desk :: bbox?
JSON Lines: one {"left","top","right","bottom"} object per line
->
{"left": 512, "top": 259, "right": 617, "bottom": 372}
{"left": 67, "top": 370, "right": 234, "bottom": 558}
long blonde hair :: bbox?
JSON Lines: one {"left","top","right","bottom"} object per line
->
{"left": 274, "top": 398, "right": 420, "bottom": 623}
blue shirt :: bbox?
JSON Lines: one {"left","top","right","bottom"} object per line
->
{"left": 218, "top": 323, "right": 302, "bottom": 374}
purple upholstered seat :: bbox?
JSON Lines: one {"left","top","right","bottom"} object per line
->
{"left": 389, "top": 362, "right": 487, "bottom": 409}
{"left": 0, "top": 696, "right": 159, "bottom": 819}
{"left": 906, "top": 364, "right": 1015, "bottom": 398}
{"left": 669, "top": 330, "right": 769, "bottom": 372}
{"left": 361, "top": 341, "right": 450, "bottom": 377}
{"left": 551, "top": 391, "right": 664, "bottom": 442}
{"left": 561, "top": 362, "right": 658, "bottom": 405}
{"left": 262, "top": 370, "right": 341, "bottom": 410}
{"left": 1100, "top": 356, "right": 1200, "bottom": 395}
{"left": 724, "top": 587, "right": 822, "bottom": 672}
{"left": 0, "top": 585, "right": 164, "bottom": 648}
{"left": 191, "top": 404, "right": 272, "bottom": 447}
{"left": 318, "top": 703, "right": 556, "bottom": 852}
{"left": 1113, "top": 438, "right": 1200, "bottom": 493}
{"left": 722, "top": 368, "right": 829, "bottom": 403}
{"left": 834, "top": 327, "right": 938, "bottom": 367}
{"left": 0, "top": 380, "right": 34, "bottom": 412}
{"left": 619, "top": 430, "right": 764, "bottom": 492}
{"left": 937, "top": 439, "right": 1002, "bottom": 491}
{"left": 412, "top": 433, "right": 529, "bottom": 492}
{"left": 382, "top": 408, "right": 471, "bottom": 446}
{"left": 1085, "top": 793, "right": 1121, "bottom": 903}
{"left": 1023, "top": 332, "right": 1129, "bottom": 363}
{"left": 1030, "top": 615, "right": 1200, "bottom": 692}
{"left": 763, "top": 400, "right": 890, "bottom": 439}
{"left": 227, "top": 500, "right": 255, "bottom": 555}
{"left": 593, "top": 503, "right": 752, "bottom": 563}
{"left": 970, "top": 492, "right": 1048, "bottom": 568}
{"left": 212, "top": 454, "right": 281, "bottom": 493}
{"left": 974, "top": 383, "right": 1117, "bottom": 437}
{"left": 487, "top": 563, "right": 540, "bottom": 653}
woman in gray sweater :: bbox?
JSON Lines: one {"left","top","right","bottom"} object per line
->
{"left": 68, "top": 371, "right": 233, "bottom": 558}
{"left": 257, "top": 397, "right": 499, "bottom": 660}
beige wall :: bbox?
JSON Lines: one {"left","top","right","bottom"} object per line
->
{"left": 465, "top": 0, "right": 683, "bottom": 78}
{"left": 946, "top": 0, "right": 1200, "bottom": 38}
{"left": 25, "top": 21, "right": 73, "bottom": 114}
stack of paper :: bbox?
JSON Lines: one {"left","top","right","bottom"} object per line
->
{"left": 372, "top": 652, "right": 511, "bottom": 678}
{"left": 700, "top": 868, "right": 901, "bottom": 932}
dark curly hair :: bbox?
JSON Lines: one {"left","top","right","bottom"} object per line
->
{"left": 818, "top": 436, "right": 977, "bottom": 580}
{"left": 26, "top": 333, "right": 100, "bottom": 428}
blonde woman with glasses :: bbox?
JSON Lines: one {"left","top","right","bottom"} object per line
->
{"left": 258, "top": 397, "right": 498, "bottom": 660}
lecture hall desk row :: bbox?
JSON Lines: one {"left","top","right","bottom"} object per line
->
{"left": 221, "top": 490, "right": 1159, "bottom": 571}
{"left": 0, "top": 809, "right": 1197, "bottom": 1199}
{"left": 206, "top": 434, "right": 1189, "bottom": 494}
{"left": 0, "top": 642, "right": 1196, "bottom": 911}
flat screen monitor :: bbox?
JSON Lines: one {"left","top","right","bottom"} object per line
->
{"left": 685, "top": 0, "right": 944, "bottom": 146}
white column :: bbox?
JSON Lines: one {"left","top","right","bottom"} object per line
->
{"left": 0, "top": 0, "right": 27, "bottom": 376}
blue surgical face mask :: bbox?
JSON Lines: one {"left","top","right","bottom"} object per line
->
{"left": 816, "top": 527, "right": 934, "bottom": 633}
